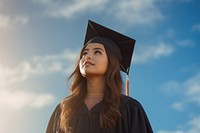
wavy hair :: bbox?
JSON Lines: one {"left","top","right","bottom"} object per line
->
{"left": 60, "top": 44, "right": 123, "bottom": 132}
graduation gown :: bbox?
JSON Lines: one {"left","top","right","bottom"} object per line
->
{"left": 46, "top": 95, "right": 153, "bottom": 133}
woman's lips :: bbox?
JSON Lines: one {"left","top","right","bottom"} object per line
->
{"left": 83, "top": 61, "right": 94, "bottom": 67}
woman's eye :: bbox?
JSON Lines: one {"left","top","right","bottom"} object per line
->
{"left": 81, "top": 51, "right": 88, "bottom": 58}
{"left": 94, "top": 51, "right": 101, "bottom": 54}
{"left": 82, "top": 51, "right": 88, "bottom": 56}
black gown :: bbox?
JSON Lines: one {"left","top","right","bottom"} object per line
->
{"left": 46, "top": 95, "right": 153, "bottom": 133}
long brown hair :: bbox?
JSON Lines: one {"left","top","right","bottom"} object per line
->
{"left": 60, "top": 44, "right": 123, "bottom": 132}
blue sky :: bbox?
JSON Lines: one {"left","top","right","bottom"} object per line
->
{"left": 0, "top": 0, "right": 200, "bottom": 133}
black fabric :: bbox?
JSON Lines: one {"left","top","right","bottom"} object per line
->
{"left": 46, "top": 95, "right": 153, "bottom": 133}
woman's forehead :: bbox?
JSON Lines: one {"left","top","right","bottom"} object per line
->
{"left": 84, "top": 43, "right": 105, "bottom": 50}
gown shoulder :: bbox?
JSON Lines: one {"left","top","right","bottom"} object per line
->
{"left": 118, "top": 95, "right": 153, "bottom": 133}
{"left": 46, "top": 104, "right": 62, "bottom": 133}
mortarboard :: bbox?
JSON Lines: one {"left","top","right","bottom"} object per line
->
{"left": 83, "top": 20, "right": 136, "bottom": 95}
{"left": 84, "top": 20, "right": 135, "bottom": 75}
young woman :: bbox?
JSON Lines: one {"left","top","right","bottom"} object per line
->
{"left": 46, "top": 20, "right": 153, "bottom": 133}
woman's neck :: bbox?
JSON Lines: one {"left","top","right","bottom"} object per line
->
{"left": 86, "top": 76, "right": 105, "bottom": 97}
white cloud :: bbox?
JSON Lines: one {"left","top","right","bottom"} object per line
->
{"left": 166, "top": 0, "right": 193, "bottom": 2}
{"left": 32, "top": 0, "right": 55, "bottom": 5}
{"left": 161, "top": 73, "right": 200, "bottom": 111}
{"left": 171, "top": 101, "right": 185, "bottom": 111}
{"left": 192, "top": 23, "right": 200, "bottom": 32}
{"left": 111, "top": 0, "right": 163, "bottom": 26}
{"left": 33, "top": 0, "right": 108, "bottom": 19}
{"left": 133, "top": 42, "right": 174, "bottom": 64}
{"left": 32, "top": 49, "right": 77, "bottom": 62}
{"left": 176, "top": 39, "right": 195, "bottom": 47}
{"left": 33, "top": 0, "right": 163, "bottom": 26}
{"left": 0, "top": 49, "right": 78, "bottom": 110}
{"left": 162, "top": 81, "right": 181, "bottom": 94}
{"left": 179, "top": 0, "right": 193, "bottom": 2}
{"left": 185, "top": 74, "right": 200, "bottom": 105}
{"left": 0, "top": 89, "right": 55, "bottom": 110}
{"left": 180, "top": 64, "right": 200, "bottom": 73}
{"left": 180, "top": 0, "right": 193, "bottom": 2}
{"left": 0, "top": 14, "right": 29, "bottom": 31}
{"left": 0, "top": 50, "right": 78, "bottom": 88}
{"left": 158, "top": 131, "right": 184, "bottom": 133}
{"left": 158, "top": 115, "right": 200, "bottom": 133}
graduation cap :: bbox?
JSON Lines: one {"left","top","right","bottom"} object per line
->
{"left": 83, "top": 20, "right": 136, "bottom": 95}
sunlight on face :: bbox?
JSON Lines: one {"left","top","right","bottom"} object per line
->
{"left": 79, "top": 43, "right": 108, "bottom": 77}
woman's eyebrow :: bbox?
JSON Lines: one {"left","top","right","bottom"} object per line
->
{"left": 93, "top": 47, "right": 104, "bottom": 52}
{"left": 83, "top": 48, "right": 89, "bottom": 52}
{"left": 83, "top": 47, "right": 104, "bottom": 52}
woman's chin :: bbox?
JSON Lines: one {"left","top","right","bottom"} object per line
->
{"left": 81, "top": 72, "right": 104, "bottom": 78}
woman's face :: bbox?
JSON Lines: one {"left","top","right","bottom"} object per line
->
{"left": 79, "top": 43, "right": 108, "bottom": 77}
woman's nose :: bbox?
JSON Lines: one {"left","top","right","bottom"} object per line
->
{"left": 85, "top": 54, "right": 92, "bottom": 60}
